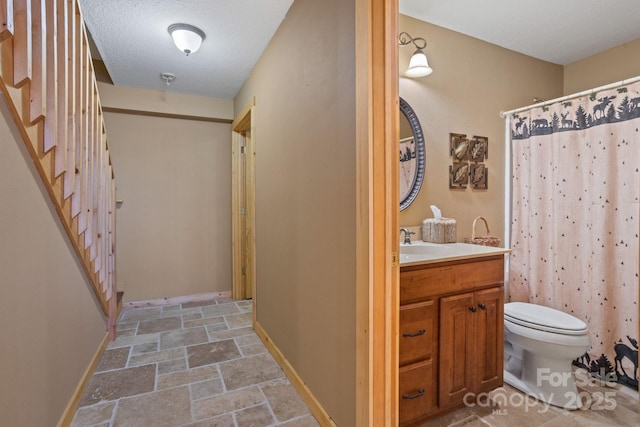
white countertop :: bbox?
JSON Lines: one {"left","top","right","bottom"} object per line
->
{"left": 400, "top": 241, "right": 510, "bottom": 267}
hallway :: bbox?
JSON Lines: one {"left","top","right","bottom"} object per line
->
{"left": 71, "top": 298, "right": 320, "bottom": 426}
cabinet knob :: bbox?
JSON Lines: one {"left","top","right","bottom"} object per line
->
{"left": 469, "top": 306, "right": 477, "bottom": 313}
{"left": 402, "top": 329, "right": 426, "bottom": 338}
{"left": 401, "top": 388, "right": 425, "bottom": 400}
{"left": 479, "top": 303, "right": 487, "bottom": 310}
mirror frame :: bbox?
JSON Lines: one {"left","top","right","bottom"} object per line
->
{"left": 399, "top": 97, "right": 425, "bottom": 210}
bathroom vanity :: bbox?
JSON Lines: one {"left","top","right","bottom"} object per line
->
{"left": 399, "top": 243, "right": 509, "bottom": 426}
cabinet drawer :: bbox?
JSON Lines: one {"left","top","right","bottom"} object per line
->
{"left": 400, "top": 256, "right": 504, "bottom": 303}
{"left": 399, "top": 359, "right": 436, "bottom": 425}
{"left": 399, "top": 300, "right": 436, "bottom": 366}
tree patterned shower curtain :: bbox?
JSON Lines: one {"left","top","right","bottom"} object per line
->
{"left": 507, "top": 81, "right": 639, "bottom": 390}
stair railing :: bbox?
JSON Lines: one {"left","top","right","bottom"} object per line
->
{"left": 0, "top": 0, "right": 118, "bottom": 339}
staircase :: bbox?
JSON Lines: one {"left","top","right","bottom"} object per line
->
{"left": 1, "top": 0, "right": 118, "bottom": 338}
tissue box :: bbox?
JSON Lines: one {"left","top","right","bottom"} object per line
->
{"left": 422, "top": 218, "right": 457, "bottom": 243}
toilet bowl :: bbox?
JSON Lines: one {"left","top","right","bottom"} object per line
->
{"left": 503, "top": 302, "right": 590, "bottom": 410}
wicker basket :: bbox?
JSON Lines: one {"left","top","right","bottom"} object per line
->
{"left": 464, "top": 216, "right": 501, "bottom": 247}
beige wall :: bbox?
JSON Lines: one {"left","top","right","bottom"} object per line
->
{"left": 564, "top": 38, "right": 640, "bottom": 95}
{"left": 97, "top": 82, "right": 234, "bottom": 120}
{"left": 0, "top": 101, "right": 107, "bottom": 426}
{"left": 102, "top": 93, "right": 233, "bottom": 301}
{"left": 234, "top": 0, "right": 356, "bottom": 425}
{"left": 398, "top": 15, "right": 563, "bottom": 243}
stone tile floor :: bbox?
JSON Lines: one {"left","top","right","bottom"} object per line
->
{"left": 417, "top": 369, "right": 640, "bottom": 426}
{"left": 71, "top": 296, "right": 640, "bottom": 427}
{"left": 71, "top": 297, "right": 321, "bottom": 427}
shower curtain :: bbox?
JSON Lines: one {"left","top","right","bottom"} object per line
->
{"left": 507, "top": 80, "right": 640, "bottom": 390}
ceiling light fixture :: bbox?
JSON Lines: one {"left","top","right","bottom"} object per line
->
{"left": 398, "top": 31, "right": 433, "bottom": 78}
{"left": 161, "top": 72, "right": 176, "bottom": 86}
{"left": 168, "top": 23, "right": 206, "bottom": 56}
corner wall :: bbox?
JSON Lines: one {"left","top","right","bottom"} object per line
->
{"left": 398, "top": 14, "right": 563, "bottom": 243}
{"left": 563, "top": 38, "right": 640, "bottom": 95}
{"left": 234, "top": 0, "right": 357, "bottom": 425}
{"left": 0, "top": 100, "right": 107, "bottom": 426}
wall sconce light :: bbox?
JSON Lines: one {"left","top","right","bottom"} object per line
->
{"left": 168, "top": 23, "right": 206, "bottom": 55}
{"left": 399, "top": 31, "right": 432, "bottom": 77}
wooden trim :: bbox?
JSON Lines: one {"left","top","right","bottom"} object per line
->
{"left": 231, "top": 97, "right": 256, "bottom": 304}
{"left": 101, "top": 106, "right": 233, "bottom": 124}
{"left": 56, "top": 332, "right": 110, "bottom": 427}
{"left": 231, "top": 97, "right": 253, "bottom": 130}
{"left": 254, "top": 320, "right": 336, "bottom": 426}
{"left": 355, "top": 0, "right": 398, "bottom": 425}
{"left": 121, "top": 290, "right": 232, "bottom": 310}
{"left": 231, "top": 128, "right": 243, "bottom": 300}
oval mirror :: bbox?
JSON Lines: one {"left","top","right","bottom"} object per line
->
{"left": 399, "top": 97, "right": 425, "bottom": 210}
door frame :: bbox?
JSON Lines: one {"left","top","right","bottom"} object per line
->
{"left": 355, "top": 0, "right": 399, "bottom": 425}
{"left": 231, "top": 98, "right": 256, "bottom": 309}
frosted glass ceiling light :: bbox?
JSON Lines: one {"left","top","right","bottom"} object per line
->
{"left": 168, "top": 23, "right": 206, "bottom": 55}
{"left": 399, "top": 31, "right": 433, "bottom": 78}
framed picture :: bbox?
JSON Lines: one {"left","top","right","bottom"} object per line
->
{"left": 450, "top": 133, "right": 469, "bottom": 161}
{"left": 469, "top": 136, "right": 488, "bottom": 162}
{"left": 470, "top": 163, "right": 488, "bottom": 189}
{"left": 449, "top": 162, "right": 469, "bottom": 189}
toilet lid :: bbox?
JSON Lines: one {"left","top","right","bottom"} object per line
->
{"left": 504, "top": 302, "right": 588, "bottom": 335}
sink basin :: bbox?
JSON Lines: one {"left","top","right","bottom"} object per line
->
{"left": 400, "top": 243, "right": 454, "bottom": 256}
{"left": 400, "top": 242, "right": 508, "bottom": 266}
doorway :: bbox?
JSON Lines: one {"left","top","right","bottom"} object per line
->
{"left": 231, "top": 99, "right": 256, "bottom": 304}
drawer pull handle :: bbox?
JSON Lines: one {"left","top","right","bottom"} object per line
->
{"left": 479, "top": 303, "right": 486, "bottom": 310}
{"left": 469, "top": 306, "right": 477, "bottom": 313}
{"left": 403, "top": 329, "right": 426, "bottom": 337}
{"left": 402, "top": 389, "right": 425, "bottom": 399}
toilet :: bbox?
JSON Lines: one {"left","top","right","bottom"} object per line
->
{"left": 503, "top": 302, "right": 590, "bottom": 409}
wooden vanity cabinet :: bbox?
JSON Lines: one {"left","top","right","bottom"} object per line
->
{"left": 399, "top": 255, "right": 504, "bottom": 426}
{"left": 439, "top": 286, "right": 503, "bottom": 408}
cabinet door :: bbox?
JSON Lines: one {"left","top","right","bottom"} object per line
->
{"left": 474, "top": 287, "right": 504, "bottom": 392}
{"left": 439, "top": 292, "right": 474, "bottom": 408}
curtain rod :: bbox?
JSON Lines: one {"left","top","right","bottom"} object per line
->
{"left": 500, "top": 75, "right": 640, "bottom": 118}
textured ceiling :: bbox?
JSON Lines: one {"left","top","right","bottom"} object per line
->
{"left": 79, "top": 1, "right": 640, "bottom": 100}
{"left": 401, "top": 0, "right": 640, "bottom": 65}
{"left": 79, "top": 0, "right": 294, "bottom": 99}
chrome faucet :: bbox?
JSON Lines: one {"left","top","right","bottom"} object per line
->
{"left": 400, "top": 228, "right": 415, "bottom": 244}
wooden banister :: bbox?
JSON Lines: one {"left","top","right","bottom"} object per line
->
{"left": 42, "top": 0, "right": 55, "bottom": 153}
{"left": 53, "top": 0, "right": 66, "bottom": 177}
{"left": 28, "top": 0, "right": 43, "bottom": 123}
{"left": 1, "top": 0, "right": 15, "bottom": 42}
{"left": 0, "top": 0, "right": 118, "bottom": 339}
{"left": 12, "top": 0, "right": 30, "bottom": 87}
{"left": 62, "top": 0, "right": 75, "bottom": 200}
